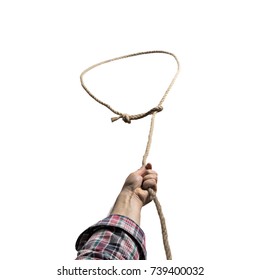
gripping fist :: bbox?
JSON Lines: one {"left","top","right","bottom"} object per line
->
{"left": 122, "top": 163, "right": 158, "bottom": 206}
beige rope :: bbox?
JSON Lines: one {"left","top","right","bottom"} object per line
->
{"left": 80, "top": 50, "right": 180, "bottom": 260}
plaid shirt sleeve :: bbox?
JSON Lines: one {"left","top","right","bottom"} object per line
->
{"left": 75, "top": 214, "right": 146, "bottom": 260}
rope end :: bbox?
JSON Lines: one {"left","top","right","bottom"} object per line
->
{"left": 111, "top": 116, "right": 119, "bottom": 122}
{"left": 111, "top": 114, "right": 131, "bottom": 124}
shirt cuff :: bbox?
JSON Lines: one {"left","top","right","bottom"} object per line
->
{"left": 75, "top": 214, "right": 146, "bottom": 259}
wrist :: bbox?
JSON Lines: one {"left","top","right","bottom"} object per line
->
{"left": 110, "top": 190, "right": 143, "bottom": 225}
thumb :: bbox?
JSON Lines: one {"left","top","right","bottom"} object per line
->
{"left": 136, "top": 165, "right": 146, "bottom": 176}
{"left": 145, "top": 163, "right": 152, "bottom": 170}
{"left": 136, "top": 163, "right": 153, "bottom": 176}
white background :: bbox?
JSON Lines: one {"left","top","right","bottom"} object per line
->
{"left": 0, "top": 0, "right": 259, "bottom": 279}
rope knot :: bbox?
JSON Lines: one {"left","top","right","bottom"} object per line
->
{"left": 122, "top": 114, "right": 131, "bottom": 123}
{"left": 111, "top": 105, "right": 164, "bottom": 124}
{"left": 111, "top": 113, "right": 132, "bottom": 123}
{"left": 155, "top": 105, "right": 163, "bottom": 112}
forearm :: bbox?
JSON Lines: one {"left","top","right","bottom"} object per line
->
{"left": 110, "top": 190, "right": 143, "bottom": 225}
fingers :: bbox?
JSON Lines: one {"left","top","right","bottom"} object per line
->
{"left": 142, "top": 165, "right": 158, "bottom": 192}
{"left": 142, "top": 172, "right": 158, "bottom": 191}
{"left": 135, "top": 163, "right": 158, "bottom": 192}
{"left": 143, "top": 172, "right": 158, "bottom": 183}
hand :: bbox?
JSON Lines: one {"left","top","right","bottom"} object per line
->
{"left": 121, "top": 163, "right": 158, "bottom": 206}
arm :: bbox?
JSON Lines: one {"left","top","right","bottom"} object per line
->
{"left": 75, "top": 163, "right": 158, "bottom": 260}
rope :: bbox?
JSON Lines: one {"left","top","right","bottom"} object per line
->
{"left": 80, "top": 50, "right": 180, "bottom": 260}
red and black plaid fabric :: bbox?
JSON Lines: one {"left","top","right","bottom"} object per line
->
{"left": 75, "top": 214, "right": 146, "bottom": 260}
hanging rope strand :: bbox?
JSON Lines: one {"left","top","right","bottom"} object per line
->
{"left": 80, "top": 50, "right": 180, "bottom": 260}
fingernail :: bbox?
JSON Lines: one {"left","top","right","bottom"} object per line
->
{"left": 146, "top": 163, "right": 152, "bottom": 169}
